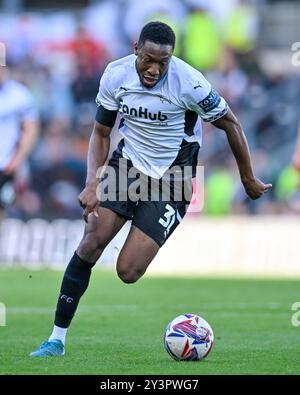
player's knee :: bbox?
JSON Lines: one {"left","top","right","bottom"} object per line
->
{"left": 117, "top": 267, "right": 143, "bottom": 284}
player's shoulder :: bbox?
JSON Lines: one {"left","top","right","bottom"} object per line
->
{"left": 171, "top": 56, "right": 207, "bottom": 84}
{"left": 104, "top": 54, "right": 135, "bottom": 80}
{"left": 6, "top": 79, "right": 31, "bottom": 93}
{"left": 170, "top": 56, "right": 211, "bottom": 100}
{"left": 5, "top": 79, "right": 35, "bottom": 103}
{"left": 99, "top": 54, "right": 136, "bottom": 90}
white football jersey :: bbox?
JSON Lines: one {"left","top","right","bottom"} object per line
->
{"left": 0, "top": 79, "right": 38, "bottom": 170}
{"left": 96, "top": 54, "right": 228, "bottom": 178}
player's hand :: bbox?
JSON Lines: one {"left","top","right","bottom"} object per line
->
{"left": 3, "top": 156, "right": 21, "bottom": 175}
{"left": 242, "top": 176, "right": 272, "bottom": 200}
{"left": 78, "top": 182, "right": 99, "bottom": 223}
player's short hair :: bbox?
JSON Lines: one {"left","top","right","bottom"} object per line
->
{"left": 138, "top": 21, "right": 176, "bottom": 49}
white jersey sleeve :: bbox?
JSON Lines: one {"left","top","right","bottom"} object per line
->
{"left": 181, "top": 67, "right": 229, "bottom": 123}
{"left": 95, "top": 65, "right": 119, "bottom": 111}
{"left": 0, "top": 80, "right": 38, "bottom": 170}
{"left": 18, "top": 85, "right": 39, "bottom": 121}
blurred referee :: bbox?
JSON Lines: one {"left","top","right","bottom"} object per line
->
{"left": 0, "top": 62, "right": 39, "bottom": 223}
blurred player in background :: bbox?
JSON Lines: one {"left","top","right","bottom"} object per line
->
{"left": 30, "top": 22, "right": 271, "bottom": 357}
{"left": 0, "top": 64, "right": 39, "bottom": 223}
{"left": 292, "top": 121, "right": 300, "bottom": 173}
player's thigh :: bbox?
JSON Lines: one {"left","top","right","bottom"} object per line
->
{"left": 78, "top": 206, "right": 127, "bottom": 255}
{"left": 116, "top": 225, "right": 160, "bottom": 283}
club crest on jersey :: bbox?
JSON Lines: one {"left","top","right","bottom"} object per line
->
{"left": 119, "top": 98, "right": 168, "bottom": 121}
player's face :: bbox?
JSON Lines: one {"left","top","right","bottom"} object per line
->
{"left": 134, "top": 40, "right": 173, "bottom": 88}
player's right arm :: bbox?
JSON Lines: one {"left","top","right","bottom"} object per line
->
{"left": 78, "top": 120, "right": 112, "bottom": 223}
{"left": 79, "top": 63, "right": 119, "bottom": 223}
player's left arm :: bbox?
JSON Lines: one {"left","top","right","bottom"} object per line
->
{"left": 212, "top": 108, "right": 272, "bottom": 200}
{"left": 4, "top": 118, "right": 39, "bottom": 175}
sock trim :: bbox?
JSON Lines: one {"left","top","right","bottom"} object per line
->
{"left": 74, "top": 251, "right": 96, "bottom": 269}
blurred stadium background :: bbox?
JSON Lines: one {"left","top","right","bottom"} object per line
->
{"left": 0, "top": 0, "right": 300, "bottom": 277}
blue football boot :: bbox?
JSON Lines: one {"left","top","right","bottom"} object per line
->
{"left": 29, "top": 339, "right": 65, "bottom": 357}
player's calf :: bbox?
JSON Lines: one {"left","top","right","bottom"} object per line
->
{"left": 54, "top": 252, "right": 96, "bottom": 328}
{"left": 76, "top": 231, "right": 105, "bottom": 263}
{"left": 116, "top": 226, "right": 160, "bottom": 284}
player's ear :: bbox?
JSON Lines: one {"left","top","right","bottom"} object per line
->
{"left": 133, "top": 42, "right": 138, "bottom": 56}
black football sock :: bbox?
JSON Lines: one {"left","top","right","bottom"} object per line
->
{"left": 54, "top": 252, "right": 96, "bottom": 328}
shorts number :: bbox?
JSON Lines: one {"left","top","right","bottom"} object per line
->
{"left": 159, "top": 204, "right": 176, "bottom": 238}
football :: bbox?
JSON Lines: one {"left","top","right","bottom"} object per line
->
{"left": 164, "top": 314, "right": 214, "bottom": 361}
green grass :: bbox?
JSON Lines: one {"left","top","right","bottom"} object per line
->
{"left": 0, "top": 268, "right": 299, "bottom": 375}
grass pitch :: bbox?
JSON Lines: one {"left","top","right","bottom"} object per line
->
{"left": 0, "top": 268, "right": 299, "bottom": 375}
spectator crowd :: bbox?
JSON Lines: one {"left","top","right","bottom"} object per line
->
{"left": 1, "top": 0, "right": 300, "bottom": 219}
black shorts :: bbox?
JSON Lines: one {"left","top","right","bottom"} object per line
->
{"left": 0, "top": 172, "right": 15, "bottom": 209}
{"left": 99, "top": 144, "right": 196, "bottom": 247}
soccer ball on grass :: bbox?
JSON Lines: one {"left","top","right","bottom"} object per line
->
{"left": 164, "top": 314, "right": 214, "bottom": 361}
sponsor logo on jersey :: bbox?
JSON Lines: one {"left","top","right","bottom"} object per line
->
{"left": 119, "top": 99, "right": 168, "bottom": 121}
{"left": 193, "top": 83, "right": 202, "bottom": 90}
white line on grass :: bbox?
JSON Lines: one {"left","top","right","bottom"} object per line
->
{"left": 6, "top": 302, "right": 286, "bottom": 315}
